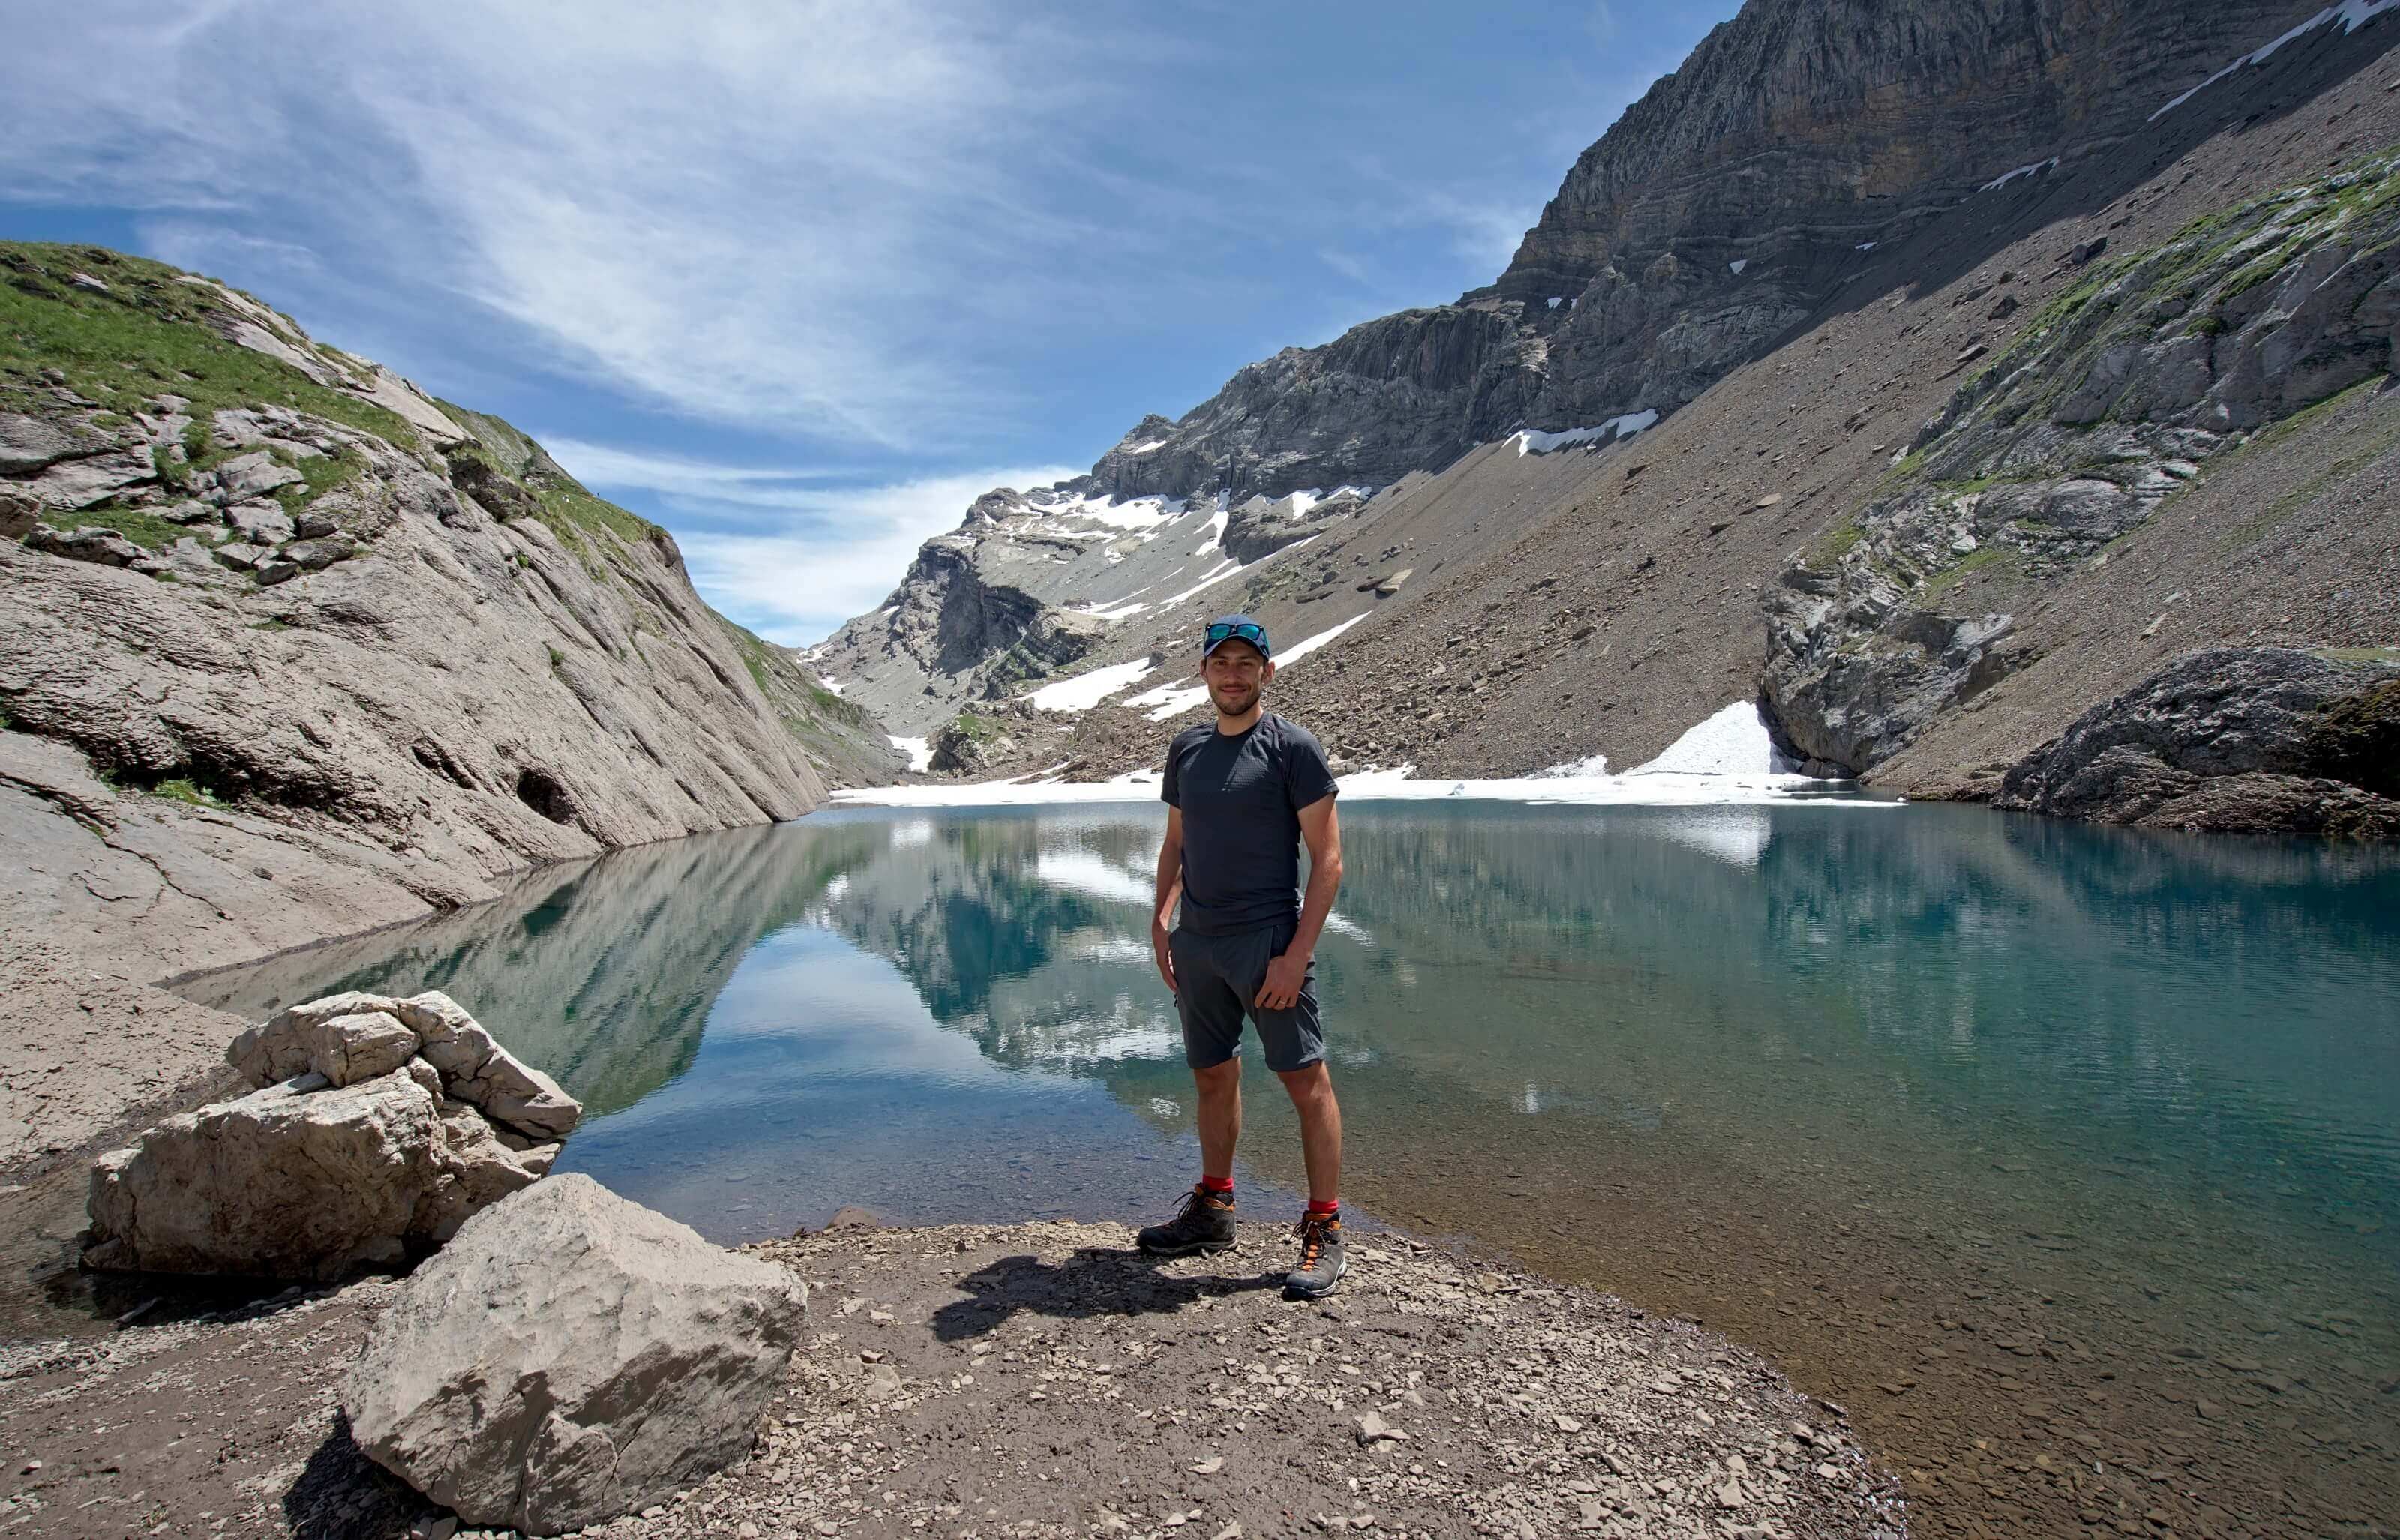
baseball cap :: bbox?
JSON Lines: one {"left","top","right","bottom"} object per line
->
{"left": 1202, "top": 614, "right": 1271, "bottom": 658}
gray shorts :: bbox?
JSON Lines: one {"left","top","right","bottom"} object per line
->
{"left": 1169, "top": 923, "right": 1325, "bottom": 1074}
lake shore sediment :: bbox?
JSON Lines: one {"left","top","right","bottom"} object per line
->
{"left": 0, "top": 1215, "right": 1904, "bottom": 1539}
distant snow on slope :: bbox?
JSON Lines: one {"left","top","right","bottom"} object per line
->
{"left": 1022, "top": 487, "right": 1186, "bottom": 533}
{"left": 1156, "top": 557, "right": 1244, "bottom": 610}
{"left": 1979, "top": 156, "right": 2059, "bottom": 193}
{"left": 1192, "top": 504, "right": 1231, "bottom": 555}
{"left": 1630, "top": 701, "right": 1789, "bottom": 776}
{"left": 1123, "top": 439, "right": 1169, "bottom": 455}
{"left": 1510, "top": 410, "right": 1659, "bottom": 456}
{"left": 1126, "top": 613, "right": 1372, "bottom": 721}
{"left": 890, "top": 735, "right": 934, "bottom": 772}
{"left": 1277, "top": 613, "right": 1369, "bottom": 665}
{"left": 820, "top": 677, "right": 846, "bottom": 696}
{"left": 1130, "top": 680, "right": 1213, "bottom": 722}
{"left": 2150, "top": 0, "right": 2396, "bottom": 121}
{"left": 1536, "top": 751, "right": 1611, "bottom": 777}
{"left": 1024, "top": 657, "right": 1155, "bottom": 712}
{"left": 1728, "top": 259, "right": 1748, "bottom": 275}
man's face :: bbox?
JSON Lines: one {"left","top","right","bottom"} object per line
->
{"left": 1202, "top": 638, "right": 1272, "bottom": 715}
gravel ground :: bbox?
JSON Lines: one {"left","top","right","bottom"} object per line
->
{"left": 0, "top": 1218, "right": 1906, "bottom": 1540}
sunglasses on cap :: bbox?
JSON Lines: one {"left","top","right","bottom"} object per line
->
{"left": 1204, "top": 620, "right": 1268, "bottom": 655}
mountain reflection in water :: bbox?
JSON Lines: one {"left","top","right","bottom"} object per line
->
{"left": 180, "top": 800, "right": 2400, "bottom": 1536}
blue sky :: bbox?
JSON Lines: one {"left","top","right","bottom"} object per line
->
{"left": 2, "top": 1, "right": 1738, "bottom": 644}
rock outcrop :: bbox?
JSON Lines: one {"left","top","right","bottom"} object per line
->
{"left": 346, "top": 1173, "right": 805, "bottom": 1536}
{"left": 1765, "top": 153, "right": 2400, "bottom": 774}
{"left": 1, "top": 240, "right": 893, "bottom": 976}
{"left": 84, "top": 990, "right": 574, "bottom": 1278}
{"left": 1991, "top": 647, "right": 2400, "bottom": 834}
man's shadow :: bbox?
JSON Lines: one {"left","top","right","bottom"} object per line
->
{"left": 931, "top": 1245, "right": 1289, "bottom": 1342}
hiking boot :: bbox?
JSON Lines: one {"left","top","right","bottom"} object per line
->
{"left": 1138, "top": 1185, "right": 1237, "bottom": 1256}
{"left": 1286, "top": 1209, "right": 1346, "bottom": 1299}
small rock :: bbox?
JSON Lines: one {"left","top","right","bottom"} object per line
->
{"left": 68, "top": 271, "right": 110, "bottom": 294}
{"left": 1191, "top": 1455, "right": 1224, "bottom": 1474}
{"left": 1552, "top": 1414, "right": 1582, "bottom": 1433}
{"left": 1717, "top": 1479, "right": 1745, "bottom": 1508}
{"left": 865, "top": 1361, "right": 904, "bottom": 1399}
{"left": 1354, "top": 1410, "right": 1406, "bottom": 1445}
{"left": 1210, "top": 1524, "right": 1243, "bottom": 1540}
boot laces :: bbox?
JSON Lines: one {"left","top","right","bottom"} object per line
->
{"left": 1294, "top": 1212, "right": 1336, "bottom": 1269}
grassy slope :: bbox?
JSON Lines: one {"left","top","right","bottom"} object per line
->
{"left": 2, "top": 238, "right": 897, "bottom": 785}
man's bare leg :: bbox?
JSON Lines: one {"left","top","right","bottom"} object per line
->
{"left": 1275, "top": 1062, "right": 1342, "bottom": 1206}
{"left": 1195, "top": 1058, "right": 1243, "bottom": 1180}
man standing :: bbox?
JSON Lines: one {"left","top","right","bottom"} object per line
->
{"left": 1138, "top": 613, "right": 1348, "bottom": 1299}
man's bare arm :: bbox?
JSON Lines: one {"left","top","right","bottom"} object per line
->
{"left": 1151, "top": 806, "right": 1184, "bottom": 993}
{"left": 1257, "top": 795, "right": 1342, "bottom": 1009}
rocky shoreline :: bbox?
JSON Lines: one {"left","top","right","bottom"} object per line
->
{"left": 0, "top": 1213, "right": 1906, "bottom": 1539}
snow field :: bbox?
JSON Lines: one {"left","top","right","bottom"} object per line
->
{"left": 1024, "top": 658, "right": 1156, "bottom": 712}
{"left": 1510, "top": 410, "right": 1660, "bottom": 456}
{"left": 2150, "top": 0, "right": 2396, "bottom": 122}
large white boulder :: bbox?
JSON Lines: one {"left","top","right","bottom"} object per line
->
{"left": 346, "top": 1174, "right": 804, "bottom": 1536}
{"left": 83, "top": 1071, "right": 544, "bottom": 1279}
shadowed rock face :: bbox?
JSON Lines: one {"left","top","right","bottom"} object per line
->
{"left": 1993, "top": 648, "right": 2400, "bottom": 834}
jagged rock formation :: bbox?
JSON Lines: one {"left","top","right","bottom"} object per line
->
{"left": 1764, "top": 153, "right": 2400, "bottom": 773}
{"left": 1991, "top": 647, "right": 2400, "bottom": 834}
{"left": 0, "top": 240, "right": 890, "bottom": 981}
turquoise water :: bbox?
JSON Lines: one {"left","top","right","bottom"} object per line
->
{"left": 182, "top": 801, "right": 2400, "bottom": 1533}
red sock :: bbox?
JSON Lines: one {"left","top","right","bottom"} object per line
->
{"left": 1306, "top": 1198, "right": 1340, "bottom": 1217}
{"left": 1200, "top": 1174, "right": 1234, "bottom": 1195}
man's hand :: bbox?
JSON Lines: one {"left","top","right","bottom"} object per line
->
{"left": 1255, "top": 951, "right": 1307, "bottom": 1011}
{"left": 1152, "top": 915, "right": 1178, "bottom": 995}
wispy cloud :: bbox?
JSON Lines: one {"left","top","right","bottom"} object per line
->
{"left": 0, "top": 1, "right": 1158, "bottom": 448}
{"left": 544, "top": 444, "right": 1081, "bottom": 644}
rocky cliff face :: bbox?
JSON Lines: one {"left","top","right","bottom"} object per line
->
{"left": 1764, "top": 151, "right": 2400, "bottom": 774}
{"left": 832, "top": 0, "right": 2385, "bottom": 769}
{"left": 0, "top": 240, "right": 884, "bottom": 980}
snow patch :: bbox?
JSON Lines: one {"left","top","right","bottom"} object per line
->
{"left": 1157, "top": 557, "right": 1244, "bottom": 610}
{"left": 1510, "top": 409, "right": 1660, "bottom": 456}
{"left": 1630, "top": 702, "right": 1789, "bottom": 777}
{"left": 834, "top": 764, "right": 1871, "bottom": 812}
{"left": 1536, "top": 751, "right": 1611, "bottom": 777}
{"left": 2150, "top": 0, "right": 2396, "bottom": 121}
{"left": 1086, "top": 598, "right": 1151, "bottom": 623}
{"left": 889, "top": 735, "right": 934, "bottom": 773}
{"left": 1123, "top": 438, "right": 1169, "bottom": 455}
{"left": 1727, "top": 259, "right": 1748, "bottom": 275}
{"left": 1134, "top": 682, "right": 1214, "bottom": 723}
{"left": 1192, "top": 504, "right": 1231, "bottom": 556}
{"left": 1856, "top": 241, "right": 1878, "bottom": 252}
{"left": 1978, "top": 157, "right": 2059, "bottom": 194}
{"left": 818, "top": 677, "right": 846, "bottom": 697}
{"left": 1024, "top": 658, "right": 1155, "bottom": 712}
{"left": 1546, "top": 296, "right": 1565, "bottom": 310}
{"left": 1022, "top": 487, "right": 1186, "bottom": 532}
{"left": 1277, "top": 613, "right": 1370, "bottom": 665}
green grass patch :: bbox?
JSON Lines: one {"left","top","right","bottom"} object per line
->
{"left": 2315, "top": 646, "right": 2400, "bottom": 665}
{"left": 947, "top": 711, "right": 1004, "bottom": 744}
{"left": 147, "top": 777, "right": 218, "bottom": 808}
{"left": 1806, "top": 517, "right": 1864, "bottom": 566}
{"left": 546, "top": 643, "right": 565, "bottom": 670}
{"left": 1920, "top": 542, "right": 2017, "bottom": 598}
{"left": 0, "top": 241, "right": 417, "bottom": 448}
{"left": 40, "top": 502, "right": 188, "bottom": 551}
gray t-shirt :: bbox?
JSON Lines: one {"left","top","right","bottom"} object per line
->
{"left": 1162, "top": 712, "right": 1339, "bottom": 936}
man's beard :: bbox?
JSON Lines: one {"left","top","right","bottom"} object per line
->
{"left": 1211, "top": 680, "right": 1261, "bottom": 716}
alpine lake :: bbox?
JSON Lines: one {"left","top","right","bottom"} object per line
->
{"left": 178, "top": 798, "right": 2400, "bottom": 1539}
